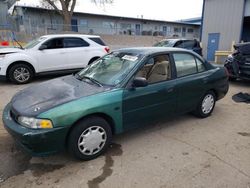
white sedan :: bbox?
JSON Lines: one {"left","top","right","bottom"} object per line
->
{"left": 0, "top": 34, "right": 110, "bottom": 84}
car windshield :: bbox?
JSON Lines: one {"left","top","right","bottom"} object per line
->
{"left": 77, "top": 52, "right": 143, "bottom": 86}
{"left": 154, "top": 40, "right": 176, "bottom": 47}
{"left": 24, "top": 36, "right": 48, "bottom": 49}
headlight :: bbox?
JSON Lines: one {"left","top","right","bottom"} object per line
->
{"left": 227, "top": 54, "right": 233, "bottom": 58}
{"left": 18, "top": 116, "right": 53, "bottom": 129}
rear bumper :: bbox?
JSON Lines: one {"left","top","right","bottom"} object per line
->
{"left": 2, "top": 103, "right": 70, "bottom": 156}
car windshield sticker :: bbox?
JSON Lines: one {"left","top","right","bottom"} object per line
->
{"left": 122, "top": 55, "right": 138, "bottom": 62}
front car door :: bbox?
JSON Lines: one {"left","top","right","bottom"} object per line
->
{"left": 37, "top": 37, "right": 68, "bottom": 72}
{"left": 122, "top": 53, "right": 177, "bottom": 131}
{"left": 171, "top": 52, "right": 208, "bottom": 113}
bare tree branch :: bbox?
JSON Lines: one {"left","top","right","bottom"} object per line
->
{"left": 45, "top": 0, "right": 62, "bottom": 15}
{"left": 70, "top": 0, "right": 76, "bottom": 15}
{"left": 41, "top": 0, "right": 113, "bottom": 31}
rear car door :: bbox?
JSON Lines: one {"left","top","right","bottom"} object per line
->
{"left": 122, "top": 54, "right": 177, "bottom": 131}
{"left": 63, "top": 37, "right": 91, "bottom": 68}
{"left": 172, "top": 52, "right": 208, "bottom": 113}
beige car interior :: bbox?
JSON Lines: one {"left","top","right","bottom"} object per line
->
{"left": 136, "top": 55, "right": 171, "bottom": 84}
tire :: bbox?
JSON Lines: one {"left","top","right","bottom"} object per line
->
{"left": 194, "top": 91, "right": 216, "bottom": 118}
{"left": 8, "top": 63, "right": 34, "bottom": 84}
{"left": 67, "top": 116, "right": 112, "bottom": 160}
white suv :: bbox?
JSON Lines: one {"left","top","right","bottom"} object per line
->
{"left": 0, "top": 34, "right": 110, "bottom": 84}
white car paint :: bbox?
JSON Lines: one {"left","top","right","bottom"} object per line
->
{"left": 0, "top": 34, "right": 109, "bottom": 79}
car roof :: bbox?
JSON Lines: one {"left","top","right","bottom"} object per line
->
{"left": 159, "top": 38, "right": 200, "bottom": 43}
{"left": 114, "top": 47, "right": 194, "bottom": 55}
{"left": 40, "top": 34, "right": 101, "bottom": 38}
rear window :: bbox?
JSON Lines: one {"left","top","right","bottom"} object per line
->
{"left": 63, "top": 37, "right": 89, "bottom": 48}
{"left": 89, "top": 37, "right": 106, "bottom": 46}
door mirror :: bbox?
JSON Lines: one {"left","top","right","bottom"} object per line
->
{"left": 133, "top": 77, "right": 148, "bottom": 88}
{"left": 39, "top": 44, "right": 48, "bottom": 50}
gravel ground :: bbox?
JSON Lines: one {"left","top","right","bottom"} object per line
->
{"left": 0, "top": 76, "right": 250, "bottom": 188}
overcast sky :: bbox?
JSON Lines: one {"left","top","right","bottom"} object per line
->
{"left": 15, "top": 0, "right": 203, "bottom": 21}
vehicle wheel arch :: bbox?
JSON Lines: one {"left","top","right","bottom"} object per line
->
{"left": 7, "top": 61, "right": 36, "bottom": 76}
{"left": 88, "top": 56, "right": 100, "bottom": 65}
{"left": 208, "top": 89, "right": 218, "bottom": 100}
{"left": 65, "top": 113, "right": 116, "bottom": 146}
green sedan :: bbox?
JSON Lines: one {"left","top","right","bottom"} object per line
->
{"left": 2, "top": 47, "right": 229, "bottom": 160}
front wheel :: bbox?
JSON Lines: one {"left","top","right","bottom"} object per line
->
{"left": 8, "top": 64, "right": 34, "bottom": 84}
{"left": 194, "top": 91, "right": 216, "bottom": 118}
{"left": 67, "top": 116, "right": 112, "bottom": 160}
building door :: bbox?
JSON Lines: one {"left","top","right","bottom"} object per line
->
{"left": 135, "top": 24, "right": 141, "bottom": 35}
{"left": 71, "top": 19, "right": 78, "bottom": 32}
{"left": 207, "top": 33, "right": 220, "bottom": 61}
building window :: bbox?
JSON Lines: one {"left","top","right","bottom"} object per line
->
{"left": 80, "top": 19, "right": 88, "bottom": 27}
{"left": 174, "top": 27, "right": 181, "bottom": 33}
{"left": 187, "top": 28, "right": 194, "bottom": 33}
{"left": 103, "top": 21, "right": 115, "bottom": 28}
{"left": 120, "top": 23, "right": 131, "bottom": 29}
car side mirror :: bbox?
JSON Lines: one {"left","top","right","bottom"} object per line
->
{"left": 39, "top": 44, "right": 47, "bottom": 50}
{"left": 132, "top": 77, "right": 148, "bottom": 88}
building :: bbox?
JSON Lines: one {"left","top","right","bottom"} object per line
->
{"left": 11, "top": 5, "right": 200, "bottom": 39}
{"left": 201, "top": 0, "right": 250, "bottom": 61}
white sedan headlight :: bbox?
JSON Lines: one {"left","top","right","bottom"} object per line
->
{"left": 18, "top": 116, "right": 53, "bottom": 129}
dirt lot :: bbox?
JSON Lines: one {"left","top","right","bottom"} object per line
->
{"left": 0, "top": 77, "right": 250, "bottom": 188}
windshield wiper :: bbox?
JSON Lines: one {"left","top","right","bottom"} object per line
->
{"left": 13, "top": 37, "right": 24, "bottom": 49}
{"left": 81, "top": 76, "right": 103, "bottom": 87}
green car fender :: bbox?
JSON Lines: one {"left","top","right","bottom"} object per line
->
{"left": 37, "top": 88, "right": 124, "bottom": 134}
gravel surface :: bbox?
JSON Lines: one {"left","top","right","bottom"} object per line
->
{"left": 0, "top": 77, "right": 249, "bottom": 188}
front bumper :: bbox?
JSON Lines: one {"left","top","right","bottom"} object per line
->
{"left": 2, "top": 103, "right": 70, "bottom": 156}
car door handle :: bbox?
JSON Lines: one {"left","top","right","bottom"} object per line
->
{"left": 158, "top": 88, "right": 174, "bottom": 93}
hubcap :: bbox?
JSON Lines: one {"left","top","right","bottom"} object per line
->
{"left": 13, "top": 67, "right": 30, "bottom": 82}
{"left": 202, "top": 94, "right": 215, "bottom": 114}
{"left": 78, "top": 126, "right": 107, "bottom": 156}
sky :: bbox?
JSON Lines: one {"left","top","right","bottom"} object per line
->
{"left": 14, "top": 0, "right": 203, "bottom": 21}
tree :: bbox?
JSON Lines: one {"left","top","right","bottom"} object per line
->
{"left": 42, "top": 0, "right": 113, "bottom": 31}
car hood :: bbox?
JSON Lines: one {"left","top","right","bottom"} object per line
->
{"left": 11, "top": 75, "right": 111, "bottom": 116}
{"left": 0, "top": 47, "right": 23, "bottom": 54}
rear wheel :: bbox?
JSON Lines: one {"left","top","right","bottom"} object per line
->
{"left": 67, "top": 116, "right": 112, "bottom": 160}
{"left": 8, "top": 64, "right": 34, "bottom": 84}
{"left": 194, "top": 91, "right": 216, "bottom": 118}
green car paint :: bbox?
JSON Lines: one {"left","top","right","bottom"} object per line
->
{"left": 38, "top": 89, "right": 124, "bottom": 134}
{"left": 2, "top": 47, "right": 229, "bottom": 156}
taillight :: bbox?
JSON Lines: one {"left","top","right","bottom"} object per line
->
{"left": 104, "top": 47, "right": 110, "bottom": 53}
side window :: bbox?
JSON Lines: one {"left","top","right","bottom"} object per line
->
{"left": 136, "top": 54, "right": 171, "bottom": 84}
{"left": 182, "top": 40, "right": 196, "bottom": 48}
{"left": 88, "top": 37, "right": 106, "bottom": 46}
{"left": 174, "top": 41, "right": 183, "bottom": 48}
{"left": 196, "top": 58, "right": 206, "bottom": 72}
{"left": 43, "top": 38, "right": 63, "bottom": 49}
{"left": 173, "top": 53, "right": 197, "bottom": 77}
{"left": 63, "top": 37, "right": 89, "bottom": 48}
